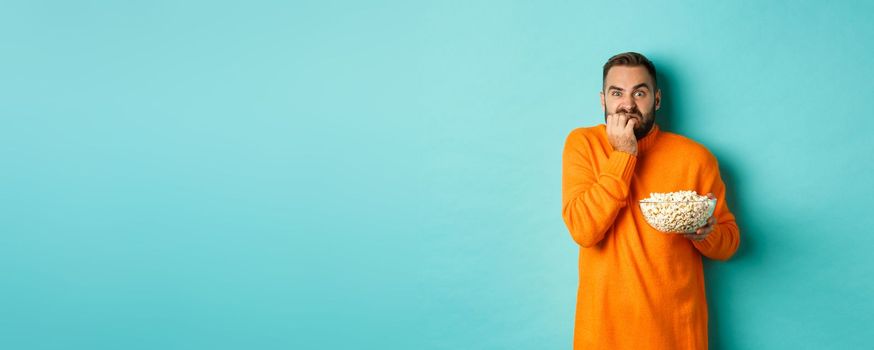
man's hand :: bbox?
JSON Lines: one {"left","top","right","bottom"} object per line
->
{"left": 606, "top": 113, "right": 638, "bottom": 156}
{"left": 685, "top": 193, "right": 717, "bottom": 241}
{"left": 685, "top": 216, "right": 715, "bottom": 241}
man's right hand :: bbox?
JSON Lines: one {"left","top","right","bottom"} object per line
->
{"left": 606, "top": 113, "right": 638, "bottom": 156}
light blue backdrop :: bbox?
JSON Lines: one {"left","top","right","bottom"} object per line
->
{"left": 2, "top": 1, "right": 872, "bottom": 349}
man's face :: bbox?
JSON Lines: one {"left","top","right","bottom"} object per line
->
{"left": 600, "top": 65, "right": 661, "bottom": 139}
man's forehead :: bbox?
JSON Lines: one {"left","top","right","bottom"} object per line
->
{"left": 606, "top": 82, "right": 652, "bottom": 91}
{"left": 604, "top": 66, "right": 654, "bottom": 87}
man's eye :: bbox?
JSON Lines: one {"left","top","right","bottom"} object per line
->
{"left": 611, "top": 91, "right": 621, "bottom": 96}
{"left": 634, "top": 91, "right": 646, "bottom": 97}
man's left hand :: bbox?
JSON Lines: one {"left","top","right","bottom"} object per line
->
{"left": 685, "top": 216, "right": 716, "bottom": 242}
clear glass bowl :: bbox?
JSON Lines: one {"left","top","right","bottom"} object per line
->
{"left": 638, "top": 198, "right": 717, "bottom": 234}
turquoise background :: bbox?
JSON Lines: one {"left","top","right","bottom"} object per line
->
{"left": 2, "top": 1, "right": 872, "bottom": 349}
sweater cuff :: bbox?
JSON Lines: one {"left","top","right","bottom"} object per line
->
{"left": 603, "top": 150, "right": 637, "bottom": 184}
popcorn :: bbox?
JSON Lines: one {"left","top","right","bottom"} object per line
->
{"left": 639, "top": 191, "right": 716, "bottom": 234}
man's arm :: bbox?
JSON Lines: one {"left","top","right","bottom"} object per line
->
{"left": 561, "top": 130, "right": 637, "bottom": 247}
{"left": 691, "top": 157, "right": 741, "bottom": 260}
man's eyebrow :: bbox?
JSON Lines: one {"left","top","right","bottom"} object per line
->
{"left": 607, "top": 83, "right": 652, "bottom": 91}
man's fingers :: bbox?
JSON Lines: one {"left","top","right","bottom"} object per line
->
{"left": 692, "top": 218, "right": 717, "bottom": 237}
{"left": 607, "top": 113, "right": 637, "bottom": 131}
{"left": 607, "top": 114, "right": 624, "bottom": 132}
{"left": 705, "top": 216, "right": 716, "bottom": 228}
{"left": 625, "top": 118, "right": 637, "bottom": 133}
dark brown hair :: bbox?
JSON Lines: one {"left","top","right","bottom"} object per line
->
{"left": 602, "top": 52, "right": 658, "bottom": 90}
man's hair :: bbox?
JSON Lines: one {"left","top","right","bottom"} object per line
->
{"left": 602, "top": 52, "right": 658, "bottom": 90}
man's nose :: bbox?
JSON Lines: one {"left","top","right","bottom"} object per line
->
{"left": 619, "top": 96, "right": 636, "bottom": 112}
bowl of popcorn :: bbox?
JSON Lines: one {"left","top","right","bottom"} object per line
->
{"left": 639, "top": 191, "right": 716, "bottom": 234}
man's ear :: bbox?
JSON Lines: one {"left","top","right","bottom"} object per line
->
{"left": 655, "top": 89, "right": 662, "bottom": 110}
{"left": 600, "top": 91, "right": 606, "bottom": 112}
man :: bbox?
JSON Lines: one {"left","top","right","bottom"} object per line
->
{"left": 561, "top": 52, "right": 740, "bottom": 349}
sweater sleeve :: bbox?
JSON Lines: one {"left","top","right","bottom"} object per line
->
{"left": 692, "top": 155, "right": 741, "bottom": 260}
{"left": 561, "top": 130, "right": 637, "bottom": 247}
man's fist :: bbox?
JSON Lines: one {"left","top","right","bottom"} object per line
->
{"left": 606, "top": 113, "right": 638, "bottom": 156}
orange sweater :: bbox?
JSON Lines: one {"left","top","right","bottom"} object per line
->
{"left": 561, "top": 123, "right": 740, "bottom": 349}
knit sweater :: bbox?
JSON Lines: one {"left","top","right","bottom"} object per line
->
{"left": 561, "top": 123, "right": 740, "bottom": 349}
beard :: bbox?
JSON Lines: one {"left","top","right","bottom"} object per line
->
{"left": 604, "top": 104, "right": 656, "bottom": 140}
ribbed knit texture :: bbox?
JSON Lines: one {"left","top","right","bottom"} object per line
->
{"left": 561, "top": 123, "right": 740, "bottom": 349}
